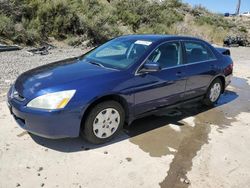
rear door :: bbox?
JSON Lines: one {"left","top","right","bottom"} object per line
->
{"left": 182, "top": 41, "right": 218, "bottom": 100}
{"left": 133, "top": 41, "right": 187, "bottom": 115}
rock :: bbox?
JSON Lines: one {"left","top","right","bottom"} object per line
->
{"left": 184, "top": 179, "right": 190, "bottom": 184}
{"left": 180, "top": 178, "right": 190, "bottom": 184}
{"left": 125, "top": 157, "right": 132, "bottom": 162}
{"left": 38, "top": 167, "right": 43, "bottom": 172}
{"left": 16, "top": 183, "right": 21, "bottom": 187}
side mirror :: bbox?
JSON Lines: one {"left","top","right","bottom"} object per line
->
{"left": 139, "top": 61, "right": 161, "bottom": 73}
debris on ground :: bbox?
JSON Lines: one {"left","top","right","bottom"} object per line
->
{"left": 27, "top": 43, "right": 56, "bottom": 55}
{"left": 0, "top": 44, "right": 21, "bottom": 52}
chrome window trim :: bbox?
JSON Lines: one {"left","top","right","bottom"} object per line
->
{"left": 159, "top": 59, "right": 216, "bottom": 71}
{"left": 135, "top": 39, "right": 217, "bottom": 76}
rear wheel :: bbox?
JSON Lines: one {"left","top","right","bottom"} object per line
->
{"left": 81, "top": 101, "right": 125, "bottom": 144}
{"left": 203, "top": 78, "right": 223, "bottom": 106}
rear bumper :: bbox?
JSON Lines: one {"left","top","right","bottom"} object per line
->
{"left": 7, "top": 97, "right": 82, "bottom": 139}
{"left": 225, "top": 74, "right": 233, "bottom": 87}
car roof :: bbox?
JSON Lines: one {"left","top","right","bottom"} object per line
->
{"left": 117, "top": 34, "right": 203, "bottom": 43}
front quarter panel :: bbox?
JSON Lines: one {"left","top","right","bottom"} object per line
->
{"left": 70, "top": 71, "right": 135, "bottom": 121}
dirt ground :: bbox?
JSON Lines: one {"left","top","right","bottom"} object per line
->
{"left": 0, "top": 47, "right": 250, "bottom": 188}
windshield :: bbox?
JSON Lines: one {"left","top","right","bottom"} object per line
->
{"left": 85, "top": 38, "right": 153, "bottom": 70}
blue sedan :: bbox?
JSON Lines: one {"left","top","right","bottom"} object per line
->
{"left": 7, "top": 35, "right": 233, "bottom": 144}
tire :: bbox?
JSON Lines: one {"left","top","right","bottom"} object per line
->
{"left": 203, "top": 78, "right": 223, "bottom": 106}
{"left": 81, "top": 101, "right": 125, "bottom": 144}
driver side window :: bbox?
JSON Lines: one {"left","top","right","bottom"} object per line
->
{"left": 148, "top": 42, "right": 181, "bottom": 69}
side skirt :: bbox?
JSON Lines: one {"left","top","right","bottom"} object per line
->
{"left": 127, "top": 95, "right": 204, "bottom": 125}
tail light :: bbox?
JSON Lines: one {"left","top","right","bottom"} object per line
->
{"left": 224, "top": 63, "right": 233, "bottom": 76}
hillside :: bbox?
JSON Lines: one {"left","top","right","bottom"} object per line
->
{"left": 226, "top": 16, "right": 250, "bottom": 38}
{"left": 0, "top": 0, "right": 248, "bottom": 46}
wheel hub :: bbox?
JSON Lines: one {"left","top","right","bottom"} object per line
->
{"left": 93, "top": 108, "right": 120, "bottom": 138}
{"left": 209, "top": 83, "right": 221, "bottom": 102}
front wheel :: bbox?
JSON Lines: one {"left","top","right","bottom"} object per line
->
{"left": 81, "top": 101, "right": 125, "bottom": 144}
{"left": 203, "top": 78, "right": 223, "bottom": 106}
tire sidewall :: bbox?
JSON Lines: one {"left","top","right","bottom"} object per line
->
{"left": 83, "top": 101, "right": 125, "bottom": 144}
{"left": 204, "top": 78, "right": 223, "bottom": 106}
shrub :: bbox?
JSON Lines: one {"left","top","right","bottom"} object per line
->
{"left": 239, "top": 26, "right": 248, "bottom": 33}
{"left": 0, "top": 0, "right": 247, "bottom": 46}
{"left": 0, "top": 13, "right": 14, "bottom": 38}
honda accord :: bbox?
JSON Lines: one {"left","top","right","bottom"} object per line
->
{"left": 7, "top": 35, "right": 233, "bottom": 144}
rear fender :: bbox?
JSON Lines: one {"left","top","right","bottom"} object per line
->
{"left": 215, "top": 47, "right": 231, "bottom": 56}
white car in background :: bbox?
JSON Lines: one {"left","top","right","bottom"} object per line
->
{"left": 241, "top": 12, "right": 250, "bottom": 17}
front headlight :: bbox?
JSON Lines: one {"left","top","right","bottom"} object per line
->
{"left": 27, "top": 90, "right": 76, "bottom": 110}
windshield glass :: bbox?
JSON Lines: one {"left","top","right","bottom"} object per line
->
{"left": 85, "top": 38, "right": 153, "bottom": 70}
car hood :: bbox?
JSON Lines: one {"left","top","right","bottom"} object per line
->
{"left": 14, "top": 57, "right": 118, "bottom": 99}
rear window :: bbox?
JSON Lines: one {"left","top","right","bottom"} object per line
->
{"left": 184, "top": 42, "right": 216, "bottom": 64}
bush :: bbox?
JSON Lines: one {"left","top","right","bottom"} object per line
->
{"left": 0, "top": 0, "right": 247, "bottom": 46}
{"left": 0, "top": 13, "right": 14, "bottom": 38}
{"left": 239, "top": 26, "right": 248, "bottom": 33}
{"left": 195, "top": 15, "right": 235, "bottom": 30}
{"left": 113, "top": 0, "right": 184, "bottom": 32}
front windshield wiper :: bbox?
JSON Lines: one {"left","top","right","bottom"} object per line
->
{"left": 88, "top": 61, "right": 105, "bottom": 68}
{"left": 86, "top": 59, "right": 119, "bottom": 71}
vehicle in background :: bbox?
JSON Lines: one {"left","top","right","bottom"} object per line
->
{"left": 241, "top": 12, "right": 250, "bottom": 17}
{"left": 7, "top": 35, "right": 233, "bottom": 144}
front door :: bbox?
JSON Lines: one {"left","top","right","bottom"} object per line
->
{"left": 133, "top": 41, "right": 187, "bottom": 116}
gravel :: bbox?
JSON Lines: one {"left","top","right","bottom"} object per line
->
{"left": 0, "top": 47, "right": 86, "bottom": 101}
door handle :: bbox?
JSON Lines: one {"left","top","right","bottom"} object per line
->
{"left": 176, "top": 71, "right": 182, "bottom": 77}
{"left": 210, "top": 64, "right": 216, "bottom": 69}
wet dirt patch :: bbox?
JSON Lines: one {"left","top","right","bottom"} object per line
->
{"left": 127, "top": 77, "right": 250, "bottom": 188}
